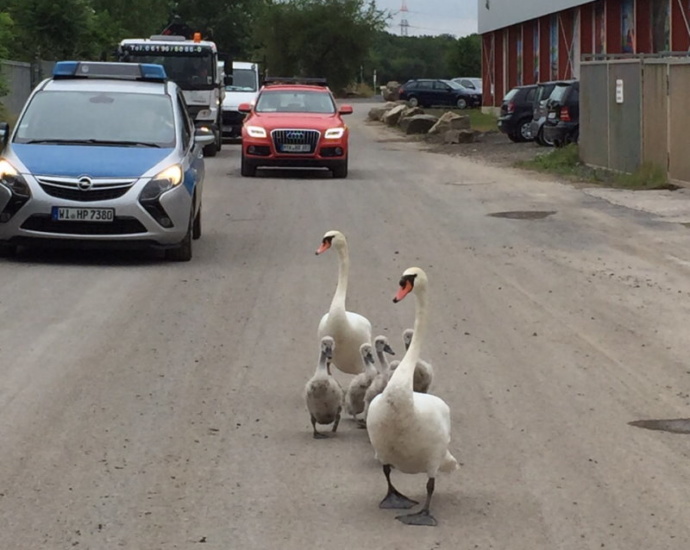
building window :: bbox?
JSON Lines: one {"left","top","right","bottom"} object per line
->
{"left": 517, "top": 28, "right": 523, "bottom": 85}
{"left": 650, "top": 0, "right": 670, "bottom": 52}
{"left": 534, "top": 23, "right": 540, "bottom": 81}
{"left": 621, "top": 0, "right": 636, "bottom": 53}
{"left": 595, "top": 0, "right": 606, "bottom": 54}
{"left": 550, "top": 15, "right": 559, "bottom": 79}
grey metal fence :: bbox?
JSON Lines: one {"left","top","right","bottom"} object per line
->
{"left": 1, "top": 59, "right": 55, "bottom": 117}
{"left": 581, "top": 54, "right": 690, "bottom": 186}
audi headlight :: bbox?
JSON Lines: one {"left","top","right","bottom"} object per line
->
{"left": 324, "top": 127, "right": 345, "bottom": 139}
{"left": 0, "top": 159, "right": 31, "bottom": 198}
{"left": 139, "top": 165, "right": 183, "bottom": 202}
{"left": 246, "top": 126, "right": 267, "bottom": 138}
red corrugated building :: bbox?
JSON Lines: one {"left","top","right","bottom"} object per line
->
{"left": 479, "top": 0, "right": 690, "bottom": 112}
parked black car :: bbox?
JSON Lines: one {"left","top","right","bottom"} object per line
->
{"left": 497, "top": 84, "right": 538, "bottom": 142}
{"left": 529, "top": 80, "right": 559, "bottom": 146}
{"left": 398, "top": 79, "right": 481, "bottom": 109}
{"left": 543, "top": 80, "right": 579, "bottom": 147}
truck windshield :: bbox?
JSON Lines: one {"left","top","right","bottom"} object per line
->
{"left": 121, "top": 49, "right": 215, "bottom": 90}
{"left": 227, "top": 69, "right": 257, "bottom": 92}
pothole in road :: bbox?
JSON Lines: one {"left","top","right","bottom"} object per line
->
{"left": 488, "top": 210, "right": 557, "bottom": 220}
{"left": 629, "top": 418, "right": 690, "bottom": 434}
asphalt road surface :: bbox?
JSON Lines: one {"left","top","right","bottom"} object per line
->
{"left": 4, "top": 102, "right": 690, "bottom": 549}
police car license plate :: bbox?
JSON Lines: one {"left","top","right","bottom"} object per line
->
{"left": 282, "top": 144, "right": 311, "bottom": 153}
{"left": 51, "top": 207, "right": 115, "bottom": 222}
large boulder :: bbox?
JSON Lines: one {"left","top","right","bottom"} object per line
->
{"left": 428, "top": 112, "right": 471, "bottom": 135}
{"left": 444, "top": 129, "right": 476, "bottom": 144}
{"left": 382, "top": 104, "right": 408, "bottom": 126}
{"left": 368, "top": 101, "right": 398, "bottom": 121}
{"left": 399, "top": 106, "right": 424, "bottom": 120}
{"left": 381, "top": 80, "right": 401, "bottom": 101}
{"left": 400, "top": 114, "right": 439, "bottom": 135}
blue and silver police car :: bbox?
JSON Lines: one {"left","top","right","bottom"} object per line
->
{"left": 0, "top": 61, "right": 215, "bottom": 261}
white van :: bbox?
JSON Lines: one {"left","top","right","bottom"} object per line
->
{"left": 221, "top": 61, "right": 260, "bottom": 139}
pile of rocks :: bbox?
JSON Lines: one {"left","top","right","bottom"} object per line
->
{"left": 367, "top": 102, "right": 477, "bottom": 144}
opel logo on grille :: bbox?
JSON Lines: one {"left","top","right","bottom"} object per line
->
{"left": 286, "top": 131, "right": 305, "bottom": 139}
{"left": 77, "top": 176, "right": 93, "bottom": 191}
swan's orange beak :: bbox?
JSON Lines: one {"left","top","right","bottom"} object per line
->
{"left": 393, "top": 281, "right": 413, "bottom": 303}
{"left": 315, "top": 241, "right": 331, "bottom": 255}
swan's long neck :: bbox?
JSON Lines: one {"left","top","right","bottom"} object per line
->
{"left": 375, "top": 349, "right": 389, "bottom": 374}
{"left": 316, "top": 351, "right": 329, "bottom": 376}
{"left": 390, "top": 280, "right": 428, "bottom": 392}
{"left": 330, "top": 241, "right": 349, "bottom": 313}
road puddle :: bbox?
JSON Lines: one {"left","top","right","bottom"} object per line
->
{"left": 629, "top": 418, "right": 690, "bottom": 434}
{"left": 488, "top": 211, "right": 557, "bottom": 220}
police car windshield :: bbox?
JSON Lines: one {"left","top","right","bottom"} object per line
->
{"left": 255, "top": 90, "right": 335, "bottom": 114}
{"left": 14, "top": 91, "right": 176, "bottom": 148}
{"left": 226, "top": 69, "right": 257, "bottom": 92}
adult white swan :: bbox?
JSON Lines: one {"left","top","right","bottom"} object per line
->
{"left": 367, "top": 267, "right": 458, "bottom": 527}
{"left": 315, "top": 230, "right": 372, "bottom": 375}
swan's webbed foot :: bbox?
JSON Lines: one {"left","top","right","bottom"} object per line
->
{"left": 311, "top": 415, "right": 328, "bottom": 439}
{"left": 356, "top": 418, "right": 367, "bottom": 429}
{"left": 380, "top": 490, "right": 418, "bottom": 509}
{"left": 396, "top": 509, "right": 438, "bottom": 526}
{"left": 332, "top": 412, "right": 341, "bottom": 433}
{"left": 379, "top": 464, "right": 418, "bottom": 509}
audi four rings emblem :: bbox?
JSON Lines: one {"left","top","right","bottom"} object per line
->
{"left": 77, "top": 176, "right": 93, "bottom": 191}
{"left": 286, "top": 131, "right": 304, "bottom": 139}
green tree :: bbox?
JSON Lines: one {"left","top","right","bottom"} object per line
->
{"left": 0, "top": 11, "right": 13, "bottom": 98}
{"left": 255, "top": 0, "right": 387, "bottom": 92}
{"left": 171, "top": 0, "right": 268, "bottom": 59}
{"left": 447, "top": 34, "right": 481, "bottom": 77}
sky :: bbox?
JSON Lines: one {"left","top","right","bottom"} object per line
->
{"left": 374, "top": 0, "right": 478, "bottom": 38}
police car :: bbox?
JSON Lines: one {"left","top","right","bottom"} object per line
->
{"left": 0, "top": 61, "right": 215, "bottom": 261}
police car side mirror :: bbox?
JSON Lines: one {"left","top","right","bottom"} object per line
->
{"left": 224, "top": 75, "right": 233, "bottom": 86}
{"left": 194, "top": 127, "right": 215, "bottom": 147}
{"left": 0, "top": 122, "right": 9, "bottom": 149}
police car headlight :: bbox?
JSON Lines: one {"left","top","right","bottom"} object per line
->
{"left": 246, "top": 126, "right": 267, "bottom": 138}
{"left": 324, "top": 127, "right": 345, "bottom": 139}
{"left": 0, "top": 159, "right": 31, "bottom": 198}
{"left": 140, "top": 164, "right": 183, "bottom": 202}
{"left": 197, "top": 109, "right": 213, "bottom": 119}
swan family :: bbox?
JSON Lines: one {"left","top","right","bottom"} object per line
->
{"left": 304, "top": 229, "right": 457, "bottom": 527}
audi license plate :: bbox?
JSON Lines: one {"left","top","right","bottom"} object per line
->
{"left": 51, "top": 207, "right": 115, "bottom": 222}
{"left": 281, "top": 144, "right": 311, "bottom": 153}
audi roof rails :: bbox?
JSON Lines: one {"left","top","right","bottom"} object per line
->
{"left": 263, "top": 76, "right": 328, "bottom": 87}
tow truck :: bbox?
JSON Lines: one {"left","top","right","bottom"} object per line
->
{"left": 118, "top": 33, "right": 225, "bottom": 157}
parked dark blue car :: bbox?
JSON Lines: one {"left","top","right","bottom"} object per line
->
{"left": 398, "top": 79, "right": 481, "bottom": 109}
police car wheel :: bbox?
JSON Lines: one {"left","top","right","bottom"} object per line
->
{"left": 0, "top": 242, "right": 17, "bottom": 257}
{"left": 165, "top": 209, "right": 193, "bottom": 262}
{"left": 192, "top": 206, "right": 202, "bottom": 240}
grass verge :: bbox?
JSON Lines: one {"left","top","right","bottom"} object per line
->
{"left": 424, "top": 107, "right": 497, "bottom": 132}
{"left": 517, "top": 144, "right": 674, "bottom": 190}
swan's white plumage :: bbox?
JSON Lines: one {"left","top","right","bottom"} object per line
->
{"left": 367, "top": 267, "right": 458, "bottom": 478}
{"left": 316, "top": 230, "right": 372, "bottom": 375}
{"left": 402, "top": 328, "right": 434, "bottom": 394}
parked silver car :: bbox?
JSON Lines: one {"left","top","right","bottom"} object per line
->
{"left": 0, "top": 61, "right": 215, "bottom": 261}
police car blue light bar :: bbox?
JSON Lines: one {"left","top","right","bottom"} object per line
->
{"left": 52, "top": 61, "right": 167, "bottom": 82}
